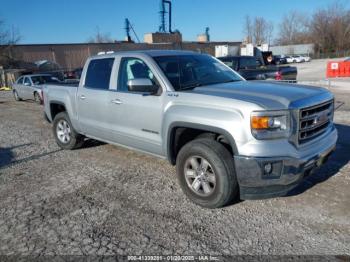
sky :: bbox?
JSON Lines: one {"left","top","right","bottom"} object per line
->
{"left": 0, "top": 0, "right": 349, "bottom": 44}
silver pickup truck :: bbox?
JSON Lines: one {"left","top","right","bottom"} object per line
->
{"left": 43, "top": 50, "right": 337, "bottom": 208}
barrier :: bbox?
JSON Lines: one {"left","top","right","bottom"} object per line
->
{"left": 327, "top": 61, "right": 350, "bottom": 78}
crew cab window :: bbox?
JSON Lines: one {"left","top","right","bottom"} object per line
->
{"left": 240, "top": 57, "right": 258, "bottom": 69}
{"left": 117, "top": 57, "right": 156, "bottom": 92}
{"left": 24, "top": 77, "right": 31, "bottom": 86}
{"left": 16, "top": 77, "right": 23, "bottom": 84}
{"left": 85, "top": 58, "right": 114, "bottom": 90}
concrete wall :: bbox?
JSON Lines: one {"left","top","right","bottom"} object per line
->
{"left": 269, "top": 44, "right": 315, "bottom": 56}
{"left": 8, "top": 41, "right": 241, "bottom": 70}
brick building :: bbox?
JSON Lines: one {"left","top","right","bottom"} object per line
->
{"left": 7, "top": 40, "right": 241, "bottom": 70}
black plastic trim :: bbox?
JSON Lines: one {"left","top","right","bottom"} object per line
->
{"left": 167, "top": 122, "right": 238, "bottom": 164}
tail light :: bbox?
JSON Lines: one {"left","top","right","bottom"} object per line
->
{"left": 41, "top": 90, "right": 44, "bottom": 105}
{"left": 275, "top": 71, "right": 282, "bottom": 80}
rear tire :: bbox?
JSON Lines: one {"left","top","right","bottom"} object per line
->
{"left": 176, "top": 138, "right": 238, "bottom": 208}
{"left": 13, "top": 90, "right": 21, "bottom": 101}
{"left": 53, "top": 112, "right": 84, "bottom": 150}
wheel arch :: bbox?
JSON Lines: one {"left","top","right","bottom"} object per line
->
{"left": 166, "top": 122, "right": 238, "bottom": 165}
{"left": 50, "top": 100, "right": 67, "bottom": 120}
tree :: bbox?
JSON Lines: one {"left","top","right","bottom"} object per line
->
{"left": 276, "top": 11, "right": 310, "bottom": 45}
{"left": 309, "top": 2, "right": 350, "bottom": 54}
{"left": 243, "top": 16, "right": 273, "bottom": 45}
{"left": 0, "top": 20, "right": 21, "bottom": 67}
{"left": 87, "top": 26, "right": 115, "bottom": 43}
{"left": 243, "top": 15, "right": 253, "bottom": 43}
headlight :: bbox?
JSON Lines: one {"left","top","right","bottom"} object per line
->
{"left": 251, "top": 110, "right": 291, "bottom": 139}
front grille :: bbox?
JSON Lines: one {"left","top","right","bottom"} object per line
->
{"left": 298, "top": 100, "right": 333, "bottom": 144}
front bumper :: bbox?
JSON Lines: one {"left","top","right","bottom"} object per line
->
{"left": 234, "top": 132, "right": 337, "bottom": 200}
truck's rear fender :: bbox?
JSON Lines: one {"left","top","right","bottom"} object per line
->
{"left": 162, "top": 105, "right": 246, "bottom": 164}
{"left": 46, "top": 87, "right": 80, "bottom": 132}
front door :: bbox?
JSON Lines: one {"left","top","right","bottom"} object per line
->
{"left": 109, "top": 56, "right": 164, "bottom": 156}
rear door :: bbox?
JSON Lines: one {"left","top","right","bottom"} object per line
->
{"left": 14, "top": 77, "right": 24, "bottom": 96}
{"left": 239, "top": 57, "right": 266, "bottom": 80}
{"left": 22, "top": 77, "right": 33, "bottom": 99}
{"left": 76, "top": 57, "right": 116, "bottom": 140}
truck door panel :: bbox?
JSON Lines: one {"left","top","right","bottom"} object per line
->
{"left": 111, "top": 56, "right": 163, "bottom": 155}
{"left": 76, "top": 58, "right": 116, "bottom": 140}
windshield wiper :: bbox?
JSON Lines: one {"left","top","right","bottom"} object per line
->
{"left": 177, "top": 82, "right": 203, "bottom": 91}
{"left": 214, "top": 79, "right": 241, "bottom": 84}
{"left": 177, "top": 79, "right": 240, "bottom": 91}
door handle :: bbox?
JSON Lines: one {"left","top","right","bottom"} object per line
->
{"left": 79, "top": 95, "right": 86, "bottom": 100}
{"left": 111, "top": 99, "right": 122, "bottom": 105}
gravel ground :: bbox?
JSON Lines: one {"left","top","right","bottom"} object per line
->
{"left": 0, "top": 90, "right": 349, "bottom": 256}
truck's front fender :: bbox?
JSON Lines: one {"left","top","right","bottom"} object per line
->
{"left": 162, "top": 104, "right": 248, "bottom": 163}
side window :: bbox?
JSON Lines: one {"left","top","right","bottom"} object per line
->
{"left": 24, "top": 77, "right": 31, "bottom": 86}
{"left": 240, "top": 58, "right": 257, "bottom": 69}
{"left": 117, "top": 57, "right": 156, "bottom": 92}
{"left": 256, "top": 59, "right": 263, "bottom": 67}
{"left": 17, "top": 77, "right": 23, "bottom": 84}
{"left": 84, "top": 58, "right": 114, "bottom": 90}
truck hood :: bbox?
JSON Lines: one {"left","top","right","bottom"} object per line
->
{"left": 189, "top": 81, "right": 332, "bottom": 109}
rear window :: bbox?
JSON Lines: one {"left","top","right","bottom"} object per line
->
{"left": 16, "top": 77, "right": 23, "bottom": 84}
{"left": 85, "top": 58, "right": 114, "bottom": 90}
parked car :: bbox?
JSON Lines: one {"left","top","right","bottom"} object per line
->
{"left": 12, "top": 74, "right": 60, "bottom": 104}
{"left": 34, "top": 60, "right": 65, "bottom": 81}
{"left": 285, "top": 56, "right": 294, "bottom": 63}
{"left": 273, "top": 55, "right": 287, "bottom": 65}
{"left": 300, "top": 54, "right": 311, "bottom": 62}
{"left": 43, "top": 50, "right": 337, "bottom": 208}
{"left": 287, "top": 55, "right": 304, "bottom": 63}
{"left": 218, "top": 56, "right": 297, "bottom": 81}
{"left": 64, "top": 68, "right": 83, "bottom": 80}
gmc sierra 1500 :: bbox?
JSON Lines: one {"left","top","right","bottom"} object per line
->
{"left": 43, "top": 50, "right": 337, "bottom": 208}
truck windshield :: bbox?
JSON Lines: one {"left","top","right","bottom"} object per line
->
{"left": 154, "top": 55, "right": 242, "bottom": 91}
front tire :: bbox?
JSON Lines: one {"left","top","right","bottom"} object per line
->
{"left": 176, "top": 138, "right": 238, "bottom": 208}
{"left": 53, "top": 112, "right": 84, "bottom": 150}
{"left": 34, "top": 92, "right": 42, "bottom": 104}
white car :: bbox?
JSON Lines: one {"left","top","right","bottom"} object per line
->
{"left": 300, "top": 54, "right": 311, "bottom": 62}
{"left": 286, "top": 56, "right": 295, "bottom": 63}
{"left": 290, "top": 55, "right": 304, "bottom": 63}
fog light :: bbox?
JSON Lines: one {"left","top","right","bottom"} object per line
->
{"left": 264, "top": 163, "right": 272, "bottom": 174}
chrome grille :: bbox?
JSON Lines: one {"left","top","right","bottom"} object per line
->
{"left": 298, "top": 100, "right": 333, "bottom": 144}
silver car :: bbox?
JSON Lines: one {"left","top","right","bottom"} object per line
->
{"left": 12, "top": 74, "right": 60, "bottom": 104}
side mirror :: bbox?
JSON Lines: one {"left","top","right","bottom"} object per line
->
{"left": 127, "top": 78, "right": 159, "bottom": 94}
{"left": 24, "top": 82, "right": 31, "bottom": 86}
